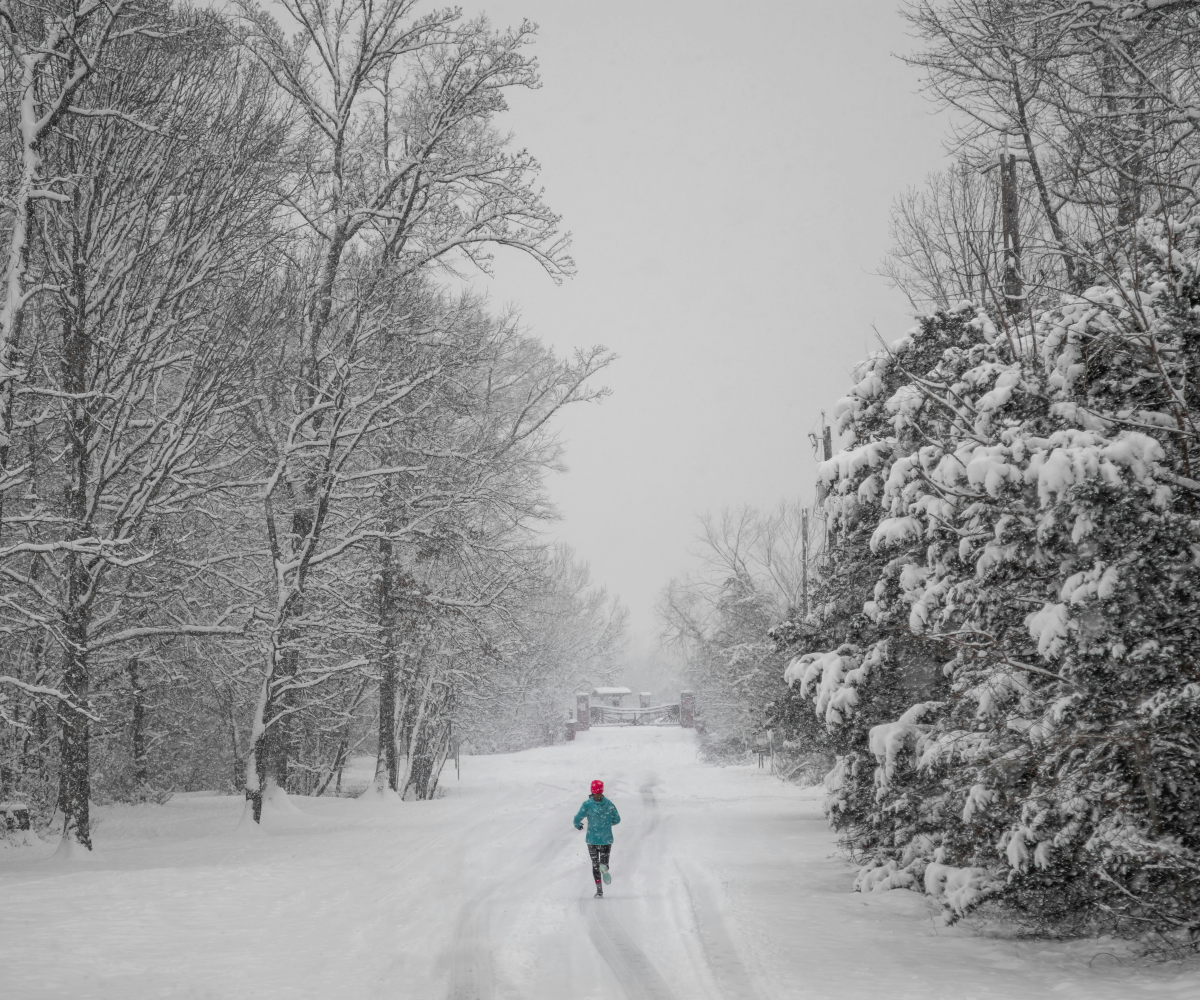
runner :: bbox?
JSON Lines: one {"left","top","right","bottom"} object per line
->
{"left": 573, "top": 779, "right": 621, "bottom": 897}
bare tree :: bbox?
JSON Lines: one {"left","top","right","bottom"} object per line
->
{"left": 0, "top": 0, "right": 619, "bottom": 835}
{"left": 232, "top": 1, "right": 591, "bottom": 821}
{"left": 365, "top": 306, "right": 615, "bottom": 797}
{"left": 0, "top": 1, "right": 169, "bottom": 540}
{"left": 903, "top": 0, "right": 1200, "bottom": 295}
{"left": 657, "top": 503, "right": 816, "bottom": 746}
{"left": 0, "top": 17, "right": 286, "bottom": 848}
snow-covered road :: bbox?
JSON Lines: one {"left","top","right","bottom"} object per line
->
{"left": 2, "top": 727, "right": 1198, "bottom": 999}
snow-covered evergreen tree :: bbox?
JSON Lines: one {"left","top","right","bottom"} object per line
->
{"left": 787, "top": 221, "right": 1200, "bottom": 940}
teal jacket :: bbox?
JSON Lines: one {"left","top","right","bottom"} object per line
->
{"left": 574, "top": 796, "right": 621, "bottom": 845}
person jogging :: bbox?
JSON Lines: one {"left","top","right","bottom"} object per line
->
{"left": 573, "top": 779, "right": 620, "bottom": 898}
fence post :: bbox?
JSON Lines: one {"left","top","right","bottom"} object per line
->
{"left": 680, "top": 692, "right": 695, "bottom": 729}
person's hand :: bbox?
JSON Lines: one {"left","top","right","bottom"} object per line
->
{"left": 575, "top": 824, "right": 582, "bottom": 831}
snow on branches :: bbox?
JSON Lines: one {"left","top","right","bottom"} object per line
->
{"left": 0, "top": 1, "right": 620, "bottom": 844}
{"left": 785, "top": 218, "right": 1200, "bottom": 936}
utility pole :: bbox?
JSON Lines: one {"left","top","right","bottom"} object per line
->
{"left": 801, "top": 507, "right": 809, "bottom": 618}
{"left": 812, "top": 412, "right": 833, "bottom": 569}
{"left": 1000, "top": 130, "right": 1024, "bottom": 317}
{"left": 812, "top": 415, "right": 834, "bottom": 501}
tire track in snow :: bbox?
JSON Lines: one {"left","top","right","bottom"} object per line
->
{"left": 449, "top": 890, "right": 497, "bottom": 1000}
{"left": 640, "top": 773, "right": 758, "bottom": 999}
{"left": 578, "top": 774, "right": 677, "bottom": 1000}
{"left": 447, "top": 811, "right": 568, "bottom": 1000}
{"left": 678, "top": 865, "right": 761, "bottom": 1000}
{"left": 582, "top": 898, "right": 677, "bottom": 1000}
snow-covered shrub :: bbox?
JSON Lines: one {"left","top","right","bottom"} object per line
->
{"left": 784, "top": 219, "right": 1200, "bottom": 937}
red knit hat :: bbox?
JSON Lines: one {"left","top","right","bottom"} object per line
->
{"left": 590, "top": 779, "right": 604, "bottom": 795}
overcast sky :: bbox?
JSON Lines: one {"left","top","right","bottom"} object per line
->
{"left": 445, "top": 1, "right": 952, "bottom": 654}
{"left": 446, "top": 0, "right": 951, "bottom": 654}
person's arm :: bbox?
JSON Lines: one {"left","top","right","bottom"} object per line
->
{"left": 573, "top": 802, "right": 587, "bottom": 829}
{"left": 609, "top": 801, "right": 620, "bottom": 825}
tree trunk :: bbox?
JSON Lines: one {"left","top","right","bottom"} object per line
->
{"left": 264, "top": 511, "right": 312, "bottom": 798}
{"left": 20, "top": 625, "right": 51, "bottom": 774}
{"left": 127, "top": 656, "right": 147, "bottom": 786}
{"left": 1000, "top": 142, "right": 1024, "bottom": 317}
{"left": 58, "top": 613, "right": 92, "bottom": 849}
{"left": 424, "top": 717, "right": 454, "bottom": 800}
{"left": 0, "top": 51, "right": 47, "bottom": 484}
{"left": 246, "top": 670, "right": 269, "bottom": 822}
{"left": 223, "top": 685, "right": 244, "bottom": 792}
{"left": 248, "top": 633, "right": 291, "bottom": 820}
{"left": 402, "top": 678, "right": 454, "bottom": 800}
{"left": 397, "top": 657, "right": 428, "bottom": 796}
{"left": 407, "top": 717, "right": 435, "bottom": 800}
{"left": 375, "top": 535, "right": 401, "bottom": 790}
{"left": 249, "top": 501, "right": 312, "bottom": 820}
{"left": 1011, "top": 76, "right": 1078, "bottom": 293}
{"left": 1102, "top": 45, "right": 1143, "bottom": 230}
{"left": 57, "top": 230, "right": 94, "bottom": 849}
{"left": 260, "top": 645, "right": 298, "bottom": 795}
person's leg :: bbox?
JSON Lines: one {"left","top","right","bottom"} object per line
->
{"left": 588, "top": 843, "right": 602, "bottom": 889}
{"left": 598, "top": 844, "right": 611, "bottom": 883}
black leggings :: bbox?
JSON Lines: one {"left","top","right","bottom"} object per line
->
{"left": 587, "top": 843, "right": 611, "bottom": 884}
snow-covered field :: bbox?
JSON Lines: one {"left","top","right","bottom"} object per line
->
{"left": 1, "top": 727, "right": 1197, "bottom": 999}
